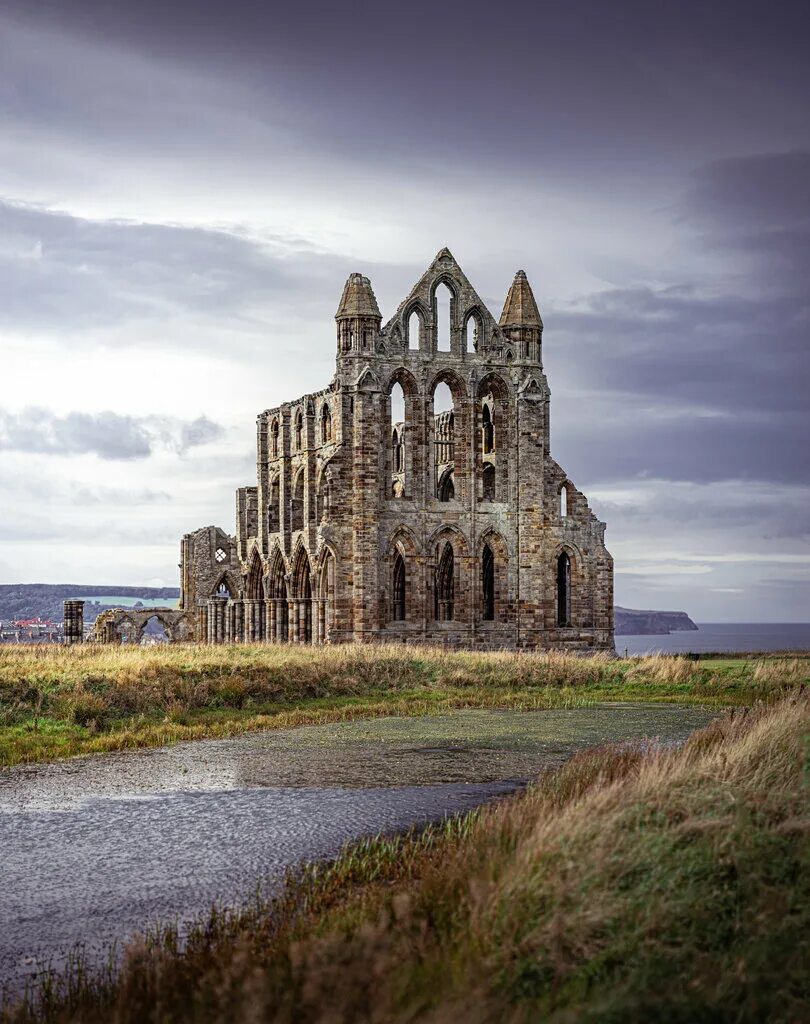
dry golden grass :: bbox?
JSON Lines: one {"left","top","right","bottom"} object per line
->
{"left": 1, "top": 643, "right": 808, "bottom": 766}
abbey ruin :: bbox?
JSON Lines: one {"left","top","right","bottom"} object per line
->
{"left": 176, "top": 248, "right": 614, "bottom": 651}
{"left": 65, "top": 249, "right": 612, "bottom": 649}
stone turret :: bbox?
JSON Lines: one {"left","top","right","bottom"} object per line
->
{"left": 499, "top": 269, "right": 543, "bottom": 364}
{"left": 335, "top": 272, "right": 382, "bottom": 355}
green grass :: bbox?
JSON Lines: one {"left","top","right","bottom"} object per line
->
{"left": 5, "top": 693, "right": 807, "bottom": 1023}
{"left": 1, "top": 644, "right": 808, "bottom": 765}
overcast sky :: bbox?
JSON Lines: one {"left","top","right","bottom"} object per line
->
{"left": 1, "top": 0, "right": 808, "bottom": 620}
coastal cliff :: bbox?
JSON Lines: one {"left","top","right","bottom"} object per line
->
{"left": 615, "top": 607, "right": 698, "bottom": 636}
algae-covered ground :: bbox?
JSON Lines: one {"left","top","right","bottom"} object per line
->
{"left": 1, "top": 644, "right": 807, "bottom": 766}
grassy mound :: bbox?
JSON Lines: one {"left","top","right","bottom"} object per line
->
{"left": 1, "top": 644, "right": 807, "bottom": 765}
{"left": 5, "top": 694, "right": 808, "bottom": 1023}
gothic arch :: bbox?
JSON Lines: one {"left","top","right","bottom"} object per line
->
{"left": 427, "top": 523, "right": 470, "bottom": 556}
{"left": 429, "top": 273, "right": 460, "bottom": 303}
{"left": 387, "top": 524, "right": 421, "bottom": 557}
{"left": 477, "top": 371, "right": 511, "bottom": 402}
{"left": 385, "top": 366, "right": 420, "bottom": 398}
{"left": 211, "top": 572, "right": 235, "bottom": 598}
{"left": 385, "top": 526, "right": 420, "bottom": 626}
{"left": 428, "top": 367, "right": 467, "bottom": 403}
{"left": 290, "top": 545, "right": 314, "bottom": 643}
{"left": 246, "top": 550, "right": 265, "bottom": 601}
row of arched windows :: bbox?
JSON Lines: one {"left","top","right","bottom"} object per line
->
{"left": 388, "top": 378, "right": 504, "bottom": 503}
{"left": 269, "top": 404, "right": 334, "bottom": 459}
{"left": 390, "top": 541, "right": 497, "bottom": 624}
{"left": 398, "top": 282, "right": 485, "bottom": 355}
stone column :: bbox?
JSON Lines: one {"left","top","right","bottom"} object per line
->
{"left": 268, "top": 599, "right": 277, "bottom": 642}
{"left": 268, "top": 598, "right": 278, "bottom": 638}
{"left": 63, "top": 600, "right": 85, "bottom": 645}
{"left": 288, "top": 600, "right": 298, "bottom": 643}
{"left": 234, "top": 600, "right": 244, "bottom": 642}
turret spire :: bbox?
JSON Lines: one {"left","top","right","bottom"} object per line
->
{"left": 335, "top": 273, "right": 381, "bottom": 319}
{"left": 335, "top": 272, "right": 382, "bottom": 354}
{"left": 499, "top": 269, "right": 543, "bottom": 364}
{"left": 499, "top": 270, "right": 543, "bottom": 331}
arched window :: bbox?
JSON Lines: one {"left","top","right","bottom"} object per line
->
{"left": 482, "top": 544, "right": 495, "bottom": 621}
{"left": 290, "top": 472, "right": 304, "bottom": 532}
{"left": 466, "top": 315, "right": 479, "bottom": 353}
{"left": 295, "top": 411, "right": 303, "bottom": 451}
{"left": 407, "top": 310, "right": 421, "bottom": 349}
{"left": 390, "top": 382, "right": 405, "bottom": 496}
{"left": 482, "top": 464, "right": 495, "bottom": 502}
{"left": 435, "top": 282, "right": 452, "bottom": 351}
{"left": 438, "top": 467, "right": 455, "bottom": 502}
{"left": 435, "top": 542, "right": 455, "bottom": 621}
{"left": 482, "top": 403, "right": 494, "bottom": 454}
{"left": 433, "top": 381, "right": 455, "bottom": 500}
{"left": 320, "top": 404, "right": 332, "bottom": 443}
{"left": 268, "top": 476, "right": 280, "bottom": 533}
{"left": 270, "top": 419, "right": 279, "bottom": 458}
{"left": 392, "top": 550, "right": 406, "bottom": 621}
{"left": 557, "top": 551, "right": 571, "bottom": 627}
{"left": 560, "top": 485, "right": 568, "bottom": 518}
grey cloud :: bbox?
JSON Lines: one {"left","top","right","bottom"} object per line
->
{"left": 683, "top": 152, "right": 810, "bottom": 232}
{"left": 0, "top": 408, "right": 225, "bottom": 460}
{"left": 0, "top": 201, "right": 345, "bottom": 336}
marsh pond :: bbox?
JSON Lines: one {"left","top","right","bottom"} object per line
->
{"left": 0, "top": 703, "right": 715, "bottom": 995}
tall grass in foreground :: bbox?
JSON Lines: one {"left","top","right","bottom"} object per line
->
{"left": 5, "top": 695, "right": 808, "bottom": 1023}
{"left": 1, "top": 644, "right": 808, "bottom": 766}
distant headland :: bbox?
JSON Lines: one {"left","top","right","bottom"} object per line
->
{"left": 615, "top": 607, "right": 698, "bottom": 636}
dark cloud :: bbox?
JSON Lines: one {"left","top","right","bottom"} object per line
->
{"left": 3, "top": 2, "right": 808, "bottom": 175}
{"left": 0, "top": 408, "right": 225, "bottom": 460}
{"left": 683, "top": 151, "right": 810, "bottom": 232}
{"left": 545, "top": 150, "right": 810, "bottom": 492}
{"left": 0, "top": 201, "right": 327, "bottom": 333}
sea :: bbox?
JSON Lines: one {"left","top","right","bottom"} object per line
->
{"left": 619, "top": 623, "right": 810, "bottom": 657}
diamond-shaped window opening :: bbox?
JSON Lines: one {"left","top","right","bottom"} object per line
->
{"left": 215, "top": 547, "right": 227, "bottom": 563}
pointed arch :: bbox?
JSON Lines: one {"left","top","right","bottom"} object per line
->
{"left": 392, "top": 549, "right": 406, "bottom": 621}
{"left": 320, "top": 403, "right": 332, "bottom": 443}
{"left": 435, "top": 542, "right": 455, "bottom": 621}
{"left": 403, "top": 300, "right": 429, "bottom": 350}
{"left": 557, "top": 550, "right": 571, "bottom": 627}
{"left": 482, "top": 402, "right": 494, "bottom": 454}
{"left": 559, "top": 482, "right": 569, "bottom": 518}
{"left": 290, "top": 469, "right": 304, "bottom": 533}
{"left": 478, "top": 528, "right": 508, "bottom": 623}
{"left": 270, "top": 418, "right": 280, "bottom": 458}
{"left": 291, "top": 546, "right": 313, "bottom": 643}
{"left": 211, "top": 572, "right": 235, "bottom": 598}
{"left": 481, "top": 543, "right": 495, "bottom": 621}
{"left": 268, "top": 473, "right": 280, "bottom": 534}
{"left": 246, "top": 550, "right": 265, "bottom": 600}
{"left": 294, "top": 409, "right": 304, "bottom": 451}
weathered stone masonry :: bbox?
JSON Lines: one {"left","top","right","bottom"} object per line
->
{"left": 177, "top": 248, "right": 613, "bottom": 651}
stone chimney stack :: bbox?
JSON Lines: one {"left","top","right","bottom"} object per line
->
{"left": 499, "top": 269, "right": 544, "bottom": 365}
{"left": 335, "top": 273, "right": 382, "bottom": 356}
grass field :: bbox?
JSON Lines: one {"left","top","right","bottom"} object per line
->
{"left": 1, "top": 644, "right": 808, "bottom": 766}
{"left": 4, "top": 689, "right": 807, "bottom": 1023}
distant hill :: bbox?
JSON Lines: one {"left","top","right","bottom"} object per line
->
{"left": 615, "top": 607, "right": 698, "bottom": 636}
{"left": 0, "top": 584, "right": 180, "bottom": 624}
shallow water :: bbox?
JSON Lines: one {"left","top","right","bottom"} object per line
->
{"left": 0, "top": 704, "right": 715, "bottom": 996}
